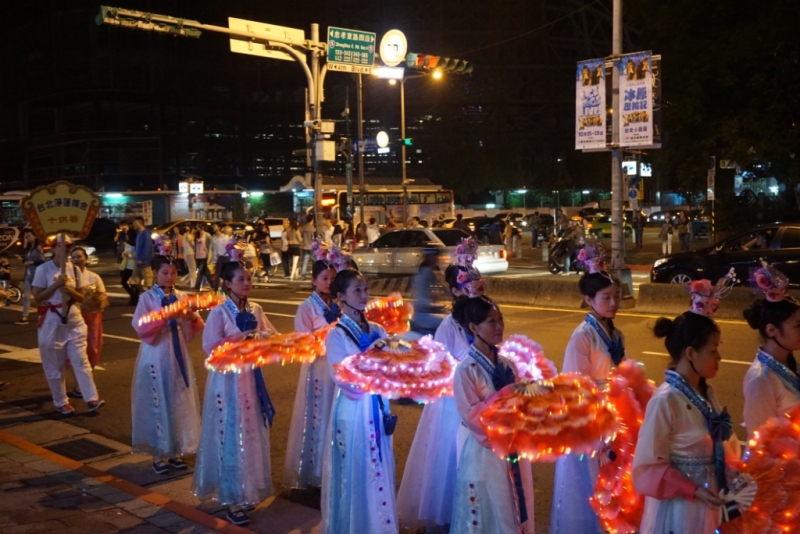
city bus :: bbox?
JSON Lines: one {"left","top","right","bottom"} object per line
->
{"left": 316, "top": 187, "right": 455, "bottom": 225}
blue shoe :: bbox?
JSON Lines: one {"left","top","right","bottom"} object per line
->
{"left": 226, "top": 509, "right": 250, "bottom": 526}
{"left": 152, "top": 461, "right": 169, "bottom": 475}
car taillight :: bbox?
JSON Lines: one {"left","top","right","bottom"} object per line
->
{"left": 499, "top": 249, "right": 507, "bottom": 259}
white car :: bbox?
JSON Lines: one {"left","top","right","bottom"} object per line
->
{"left": 352, "top": 228, "right": 509, "bottom": 276}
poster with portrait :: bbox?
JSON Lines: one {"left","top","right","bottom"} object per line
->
{"left": 618, "top": 51, "right": 654, "bottom": 146}
{"left": 575, "top": 58, "right": 607, "bottom": 150}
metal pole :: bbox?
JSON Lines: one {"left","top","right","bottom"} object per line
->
{"left": 401, "top": 78, "right": 407, "bottom": 226}
{"left": 357, "top": 74, "right": 365, "bottom": 226}
{"left": 310, "top": 23, "right": 322, "bottom": 232}
{"left": 610, "top": 0, "right": 625, "bottom": 270}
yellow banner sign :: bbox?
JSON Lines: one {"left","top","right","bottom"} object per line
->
{"left": 20, "top": 181, "right": 102, "bottom": 242}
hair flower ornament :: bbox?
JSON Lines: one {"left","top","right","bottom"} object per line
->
{"left": 750, "top": 260, "right": 795, "bottom": 303}
{"left": 687, "top": 268, "right": 737, "bottom": 317}
{"left": 577, "top": 243, "right": 606, "bottom": 274}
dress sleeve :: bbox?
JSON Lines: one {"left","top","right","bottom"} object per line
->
{"left": 453, "top": 363, "right": 496, "bottom": 449}
{"left": 295, "top": 300, "right": 316, "bottom": 332}
{"left": 632, "top": 393, "right": 698, "bottom": 501}
{"left": 562, "top": 329, "right": 594, "bottom": 375}
{"left": 326, "top": 328, "right": 366, "bottom": 400}
{"left": 202, "top": 307, "right": 229, "bottom": 356}
{"left": 258, "top": 307, "right": 279, "bottom": 335}
{"left": 131, "top": 292, "right": 169, "bottom": 345}
{"left": 32, "top": 263, "right": 47, "bottom": 289}
{"left": 743, "top": 373, "right": 780, "bottom": 437}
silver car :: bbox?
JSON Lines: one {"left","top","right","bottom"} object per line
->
{"left": 352, "top": 228, "right": 509, "bottom": 276}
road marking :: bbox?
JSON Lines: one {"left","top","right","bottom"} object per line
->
{"left": 0, "top": 344, "right": 41, "bottom": 363}
{"left": 642, "top": 351, "right": 750, "bottom": 366}
{"left": 121, "top": 313, "right": 133, "bottom": 317}
{"left": 102, "top": 333, "right": 140, "bottom": 343}
{"left": 266, "top": 312, "right": 297, "bottom": 319}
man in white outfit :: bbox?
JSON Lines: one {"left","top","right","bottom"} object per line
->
{"left": 32, "top": 236, "right": 105, "bottom": 415}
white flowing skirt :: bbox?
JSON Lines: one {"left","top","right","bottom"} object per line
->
{"left": 549, "top": 453, "right": 603, "bottom": 534}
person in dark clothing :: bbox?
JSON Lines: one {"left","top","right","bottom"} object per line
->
{"left": 452, "top": 214, "right": 470, "bottom": 233}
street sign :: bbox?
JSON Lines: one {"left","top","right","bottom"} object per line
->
{"left": 20, "top": 181, "right": 102, "bottom": 242}
{"left": 228, "top": 17, "right": 306, "bottom": 62}
{"left": 379, "top": 30, "right": 407, "bottom": 67}
{"left": 327, "top": 27, "right": 376, "bottom": 74}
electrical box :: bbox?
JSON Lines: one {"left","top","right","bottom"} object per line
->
{"left": 315, "top": 140, "right": 336, "bottom": 162}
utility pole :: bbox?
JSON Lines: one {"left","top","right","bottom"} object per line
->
{"left": 357, "top": 74, "right": 365, "bottom": 226}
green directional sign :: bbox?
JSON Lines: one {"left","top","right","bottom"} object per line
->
{"left": 327, "top": 26, "right": 376, "bottom": 74}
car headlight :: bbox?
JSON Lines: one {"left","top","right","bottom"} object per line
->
{"left": 653, "top": 258, "right": 668, "bottom": 268}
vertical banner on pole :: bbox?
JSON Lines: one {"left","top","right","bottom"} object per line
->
{"left": 618, "top": 51, "right": 654, "bottom": 146}
{"left": 575, "top": 58, "right": 607, "bottom": 150}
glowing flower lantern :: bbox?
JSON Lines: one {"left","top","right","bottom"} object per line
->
{"left": 718, "top": 404, "right": 800, "bottom": 534}
{"left": 204, "top": 331, "right": 325, "bottom": 373}
{"left": 364, "top": 292, "right": 413, "bottom": 335}
{"left": 333, "top": 335, "right": 457, "bottom": 403}
{"left": 498, "top": 335, "right": 558, "bottom": 381}
{"left": 479, "top": 373, "right": 619, "bottom": 462}
{"left": 137, "top": 291, "right": 227, "bottom": 327}
{"left": 590, "top": 360, "right": 656, "bottom": 534}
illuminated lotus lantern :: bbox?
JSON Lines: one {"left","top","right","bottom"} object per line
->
{"left": 718, "top": 404, "right": 800, "bottom": 534}
{"left": 137, "top": 291, "right": 227, "bottom": 328}
{"left": 498, "top": 334, "right": 558, "bottom": 382}
{"left": 205, "top": 331, "right": 325, "bottom": 373}
{"left": 591, "top": 360, "right": 656, "bottom": 534}
{"left": 364, "top": 293, "right": 413, "bottom": 336}
{"left": 479, "top": 373, "right": 619, "bottom": 462}
{"left": 333, "top": 336, "right": 457, "bottom": 403}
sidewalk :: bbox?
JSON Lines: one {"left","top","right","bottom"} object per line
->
{"left": 0, "top": 402, "right": 321, "bottom": 534}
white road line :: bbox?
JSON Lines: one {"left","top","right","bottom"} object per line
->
{"left": 0, "top": 344, "right": 41, "bottom": 364}
{"left": 265, "top": 312, "right": 297, "bottom": 318}
{"left": 102, "top": 333, "right": 140, "bottom": 343}
{"left": 642, "top": 351, "right": 750, "bottom": 366}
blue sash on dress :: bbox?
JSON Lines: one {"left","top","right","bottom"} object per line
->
{"left": 469, "top": 346, "right": 528, "bottom": 524}
{"left": 153, "top": 285, "right": 189, "bottom": 388}
{"left": 584, "top": 313, "right": 625, "bottom": 366}
{"left": 757, "top": 349, "right": 800, "bottom": 393}
{"left": 310, "top": 291, "right": 341, "bottom": 324}
{"left": 224, "top": 298, "right": 275, "bottom": 427}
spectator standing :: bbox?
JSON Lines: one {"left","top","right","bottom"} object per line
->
{"left": 114, "top": 221, "right": 130, "bottom": 262}
{"left": 180, "top": 225, "right": 196, "bottom": 288}
{"left": 452, "top": 214, "right": 470, "bottom": 233}
{"left": 366, "top": 217, "right": 381, "bottom": 245}
{"left": 634, "top": 212, "right": 645, "bottom": 248}
{"left": 321, "top": 219, "right": 334, "bottom": 246}
{"left": 287, "top": 219, "right": 303, "bottom": 280}
{"left": 300, "top": 215, "right": 316, "bottom": 279}
{"left": 17, "top": 229, "right": 44, "bottom": 325}
{"left": 120, "top": 229, "right": 138, "bottom": 305}
{"left": 280, "top": 220, "right": 292, "bottom": 278}
{"left": 659, "top": 219, "right": 673, "bottom": 255}
{"left": 529, "top": 212, "right": 541, "bottom": 249}
{"left": 331, "top": 219, "right": 343, "bottom": 247}
{"left": 194, "top": 223, "right": 212, "bottom": 291}
{"left": 211, "top": 225, "right": 232, "bottom": 290}
{"left": 133, "top": 217, "right": 154, "bottom": 290}
{"left": 677, "top": 213, "right": 690, "bottom": 252}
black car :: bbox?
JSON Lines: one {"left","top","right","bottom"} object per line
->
{"left": 650, "top": 223, "right": 800, "bottom": 285}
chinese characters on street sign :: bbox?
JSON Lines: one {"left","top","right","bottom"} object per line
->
{"left": 618, "top": 51, "right": 654, "bottom": 147}
{"left": 20, "top": 181, "right": 102, "bottom": 242}
{"left": 327, "top": 26, "right": 376, "bottom": 74}
{"left": 575, "top": 58, "right": 607, "bottom": 150}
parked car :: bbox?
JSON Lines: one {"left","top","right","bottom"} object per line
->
{"left": 584, "top": 215, "right": 631, "bottom": 238}
{"left": 650, "top": 223, "right": 799, "bottom": 285}
{"left": 352, "top": 228, "right": 509, "bottom": 277}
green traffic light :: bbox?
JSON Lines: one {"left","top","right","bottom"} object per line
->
{"left": 402, "top": 138, "right": 413, "bottom": 146}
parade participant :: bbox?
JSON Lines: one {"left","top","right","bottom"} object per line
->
{"left": 194, "top": 223, "right": 212, "bottom": 291}
{"left": 193, "top": 261, "right": 278, "bottom": 526}
{"left": 450, "top": 296, "right": 535, "bottom": 533}
{"left": 321, "top": 268, "right": 397, "bottom": 534}
{"left": 742, "top": 262, "right": 800, "bottom": 436}
{"left": 633, "top": 275, "right": 740, "bottom": 534}
{"left": 284, "top": 256, "right": 340, "bottom": 490}
{"left": 131, "top": 254, "right": 203, "bottom": 475}
{"left": 17, "top": 229, "right": 44, "bottom": 325}
{"left": 66, "top": 246, "right": 109, "bottom": 398}
{"left": 180, "top": 225, "right": 196, "bottom": 288}
{"left": 551, "top": 244, "right": 624, "bottom": 534}
{"left": 396, "top": 244, "right": 485, "bottom": 530}
{"left": 32, "top": 235, "right": 105, "bottom": 414}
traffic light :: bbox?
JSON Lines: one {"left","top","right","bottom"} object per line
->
{"left": 402, "top": 138, "right": 413, "bottom": 146}
{"left": 406, "top": 52, "right": 472, "bottom": 74}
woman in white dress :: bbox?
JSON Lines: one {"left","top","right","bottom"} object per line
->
{"left": 397, "top": 263, "right": 484, "bottom": 530}
{"left": 321, "top": 269, "right": 397, "bottom": 534}
{"left": 192, "top": 261, "right": 278, "bottom": 526}
{"left": 284, "top": 259, "right": 340, "bottom": 489}
{"left": 741, "top": 264, "right": 800, "bottom": 437}
{"left": 131, "top": 255, "right": 203, "bottom": 474}
{"left": 450, "top": 296, "right": 535, "bottom": 533}
{"left": 550, "top": 249, "right": 625, "bottom": 534}
{"left": 633, "top": 301, "right": 740, "bottom": 534}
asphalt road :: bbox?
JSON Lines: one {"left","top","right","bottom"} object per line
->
{"left": 0, "top": 266, "right": 757, "bottom": 532}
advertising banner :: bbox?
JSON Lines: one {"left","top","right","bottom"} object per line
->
{"left": 619, "top": 51, "right": 654, "bottom": 146}
{"left": 575, "top": 58, "right": 607, "bottom": 150}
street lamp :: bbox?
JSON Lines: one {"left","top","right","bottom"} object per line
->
{"left": 375, "top": 66, "right": 437, "bottom": 226}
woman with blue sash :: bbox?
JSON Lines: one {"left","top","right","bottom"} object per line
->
{"left": 742, "top": 263, "right": 800, "bottom": 437}
{"left": 633, "top": 280, "right": 740, "bottom": 533}
{"left": 450, "top": 296, "right": 535, "bottom": 534}
{"left": 320, "top": 269, "right": 397, "bottom": 534}
{"left": 397, "top": 264, "right": 484, "bottom": 530}
{"left": 284, "top": 259, "right": 340, "bottom": 489}
{"left": 131, "top": 255, "right": 203, "bottom": 474}
{"left": 192, "top": 262, "right": 278, "bottom": 526}
{"left": 551, "top": 248, "right": 625, "bottom": 534}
